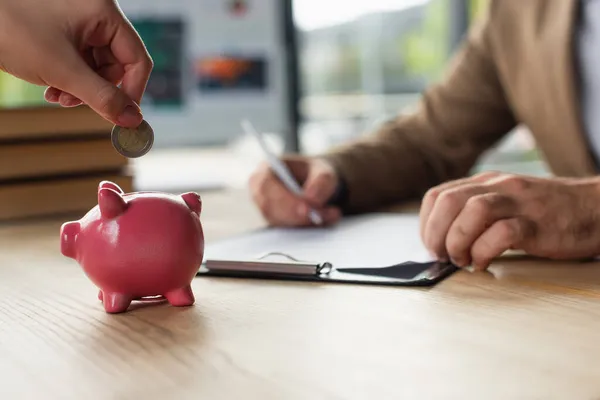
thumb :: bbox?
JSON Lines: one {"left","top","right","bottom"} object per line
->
{"left": 52, "top": 53, "right": 143, "bottom": 128}
{"left": 303, "top": 164, "right": 337, "bottom": 206}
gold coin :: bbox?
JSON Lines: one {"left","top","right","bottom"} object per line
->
{"left": 111, "top": 120, "right": 154, "bottom": 158}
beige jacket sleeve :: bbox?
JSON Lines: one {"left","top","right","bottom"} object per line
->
{"left": 321, "top": 0, "right": 517, "bottom": 214}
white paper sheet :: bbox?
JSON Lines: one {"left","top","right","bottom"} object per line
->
{"left": 203, "top": 213, "right": 433, "bottom": 268}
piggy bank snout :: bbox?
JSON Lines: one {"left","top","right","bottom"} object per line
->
{"left": 60, "top": 221, "right": 81, "bottom": 259}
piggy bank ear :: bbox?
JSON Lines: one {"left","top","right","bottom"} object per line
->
{"left": 98, "top": 180, "right": 124, "bottom": 194}
{"left": 60, "top": 221, "right": 80, "bottom": 259}
{"left": 98, "top": 188, "right": 127, "bottom": 218}
{"left": 181, "top": 192, "right": 202, "bottom": 215}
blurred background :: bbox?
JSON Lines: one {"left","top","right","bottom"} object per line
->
{"left": 0, "top": 0, "right": 548, "bottom": 220}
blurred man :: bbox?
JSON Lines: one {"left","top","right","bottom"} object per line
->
{"left": 250, "top": 0, "right": 600, "bottom": 270}
{"left": 0, "top": 0, "right": 153, "bottom": 128}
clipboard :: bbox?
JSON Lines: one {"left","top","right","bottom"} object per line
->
{"left": 197, "top": 251, "right": 458, "bottom": 287}
{"left": 195, "top": 213, "right": 460, "bottom": 287}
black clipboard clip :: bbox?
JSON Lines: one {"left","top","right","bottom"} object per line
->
{"left": 197, "top": 252, "right": 458, "bottom": 287}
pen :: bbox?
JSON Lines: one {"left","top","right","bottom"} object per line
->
{"left": 241, "top": 119, "right": 323, "bottom": 225}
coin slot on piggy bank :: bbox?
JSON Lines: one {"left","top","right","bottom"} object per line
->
{"left": 60, "top": 180, "right": 205, "bottom": 313}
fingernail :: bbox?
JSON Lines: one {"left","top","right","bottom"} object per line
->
{"left": 429, "top": 250, "right": 446, "bottom": 262}
{"left": 450, "top": 258, "right": 463, "bottom": 267}
{"left": 472, "top": 262, "right": 488, "bottom": 272}
{"left": 117, "top": 105, "right": 143, "bottom": 126}
{"left": 429, "top": 249, "right": 447, "bottom": 262}
{"left": 63, "top": 98, "right": 82, "bottom": 107}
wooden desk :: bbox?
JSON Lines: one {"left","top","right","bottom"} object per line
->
{"left": 1, "top": 188, "right": 600, "bottom": 400}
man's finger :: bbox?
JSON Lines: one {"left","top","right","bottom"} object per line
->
{"left": 263, "top": 177, "right": 337, "bottom": 227}
{"left": 282, "top": 157, "right": 311, "bottom": 182}
{"left": 267, "top": 200, "right": 317, "bottom": 227}
{"left": 423, "top": 183, "right": 487, "bottom": 260}
{"left": 296, "top": 202, "right": 341, "bottom": 226}
{"left": 419, "top": 171, "right": 501, "bottom": 244}
{"left": 268, "top": 185, "right": 328, "bottom": 227}
{"left": 252, "top": 171, "right": 311, "bottom": 226}
{"left": 322, "top": 207, "right": 342, "bottom": 225}
{"left": 303, "top": 169, "right": 336, "bottom": 206}
{"left": 470, "top": 218, "right": 533, "bottom": 270}
{"left": 445, "top": 193, "right": 517, "bottom": 267}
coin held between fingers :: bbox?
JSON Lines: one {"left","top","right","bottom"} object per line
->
{"left": 111, "top": 119, "right": 154, "bottom": 158}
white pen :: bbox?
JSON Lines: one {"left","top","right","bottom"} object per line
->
{"left": 241, "top": 119, "right": 323, "bottom": 225}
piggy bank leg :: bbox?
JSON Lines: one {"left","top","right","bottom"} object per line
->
{"left": 98, "top": 290, "right": 103, "bottom": 301}
{"left": 102, "top": 292, "right": 133, "bottom": 313}
{"left": 164, "top": 285, "right": 195, "bottom": 307}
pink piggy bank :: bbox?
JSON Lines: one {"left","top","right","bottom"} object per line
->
{"left": 60, "top": 181, "right": 204, "bottom": 313}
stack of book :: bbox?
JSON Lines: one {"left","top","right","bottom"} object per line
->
{"left": 0, "top": 106, "right": 133, "bottom": 221}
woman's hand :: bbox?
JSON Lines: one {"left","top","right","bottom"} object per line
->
{"left": 0, "top": 0, "right": 153, "bottom": 128}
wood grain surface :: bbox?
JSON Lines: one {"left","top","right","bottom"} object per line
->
{"left": 1, "top": 189, "right": 600, "bottom": 400}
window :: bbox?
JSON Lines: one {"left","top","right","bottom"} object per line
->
{"left": 293, "top": 0, "right": 464, "bottom": 154}
{"left": 293, "top": 0, "right": 548, "bottom": 176}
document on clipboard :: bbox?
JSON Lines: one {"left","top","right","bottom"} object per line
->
{"left": 197, "top": 213, "right": 459, "bottom": 287}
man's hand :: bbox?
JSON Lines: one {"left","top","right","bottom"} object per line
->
{"left": 249, "top": 156, "right": 342, "bottom": 227}
{"left": 419, "top": 171, "right": 600, "bottom": 270}
{"left": 0, "top": 0, "right": 153, "bottom": 128}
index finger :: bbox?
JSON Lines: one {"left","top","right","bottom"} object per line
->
{"left": 419, "top": 171, "right": 501, "bottom": 243}
{"left": 109, "top": 10, "right": 153, "bottom": 105}
{"left": 263, "top": 173, "right": 314, "bottom": 224}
